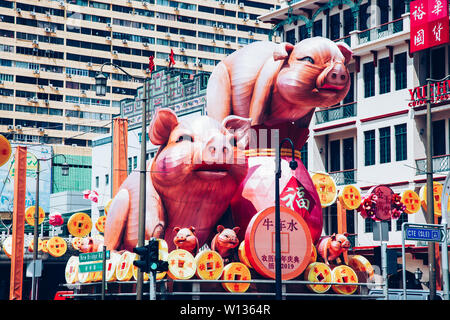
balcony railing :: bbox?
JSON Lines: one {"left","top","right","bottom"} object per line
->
{"left": 315, "top": 102, "right": 357, "bottom": 125}
{"left": 328, "top": 169, "right": 357, "bottom": 186}
{"left": 415, "top": 154, "right": 450, "bottom": 175}
{"left": 358, "top": 18, "right": 404, "bottom": 45}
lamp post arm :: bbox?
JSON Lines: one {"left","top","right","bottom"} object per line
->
{"left": 98, "top": 62, "right": 144, "bottom": 81}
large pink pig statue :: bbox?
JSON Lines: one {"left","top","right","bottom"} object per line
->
{"left": 104, "top": 108, "right": 251, "bottom": 252}
{"left": 206, "top": 37, "right": 353, "bottom": 244}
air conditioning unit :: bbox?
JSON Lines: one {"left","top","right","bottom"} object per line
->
{"left": 71, "top": 144, "right": 77, "bottom": 147}
{"left": 106, "top": 36, "right": 112, "bottom": 41}
{"left": 165, "top": 33, "right": 170, "bottom": 37}
{"left": 16, "top": 8, "right": 21, "bottom": 13}
{"left": 255, "top": 19, "right": 260, "bottom": 24}
{"left": 0, "top": 80, "right": 3, "bottom": 85}
{"left": 80, "top": 90, "right": 86, "bottom": 95}
{"left": 198, "top": 62, "right": 203, "bottom": 67}
{"left": 107, "top": 23, "right": 112, "bottom": 28}
{"left": 143, "top": 42, "right": 148, "bottom": 47}
{"left": 32, "top": 39, "right": 39, "bottom": 45}
{"left": 30, "top": 11, "right": 36, "bottom": 17}
{"left": 270, "top": 7, "right": 275, "bottom": 11}
{"left": 66, "top": 73, "right": 72, "bottom": 78}
{"left": 249, "top": 31, "right": 254, "bottom": 36}
{"left": 16, "top": 125, "right": 22, "bottom": 130}
{"left": 34, "top": 69, "right": 40, "bottom": 75}
{"left": 193, "top": 63, "right": 197, "bottom": 67}
{"left": 155, "top": 14, "right": 160, "bottom": 18}
{"left": 212, "top": 39, "right": 216, "bottom": 44}
{"left": 184, "top": 60, "right": 188, "bottom": 65}
{"left": 225, "top": 41, "right": 231, "bottom": 45}
{"left": 145, "top": 68, "right": 150, "bottom": 73}
{"left": 59, "top": 1, "right": 65, "bottom": 7}
{"left": 49, "top": 83, "right": 54, "bottom": 88}
{"left": 38, "top": 84, "right": 44, "bottom": 89}
{"left": 44, "top": 27, "right": 52, "bottom": 33}
{"left": 143, "top": 1, "right": 149, "bottom": 6}
{"left": 112, "top": 50, "right": 118, "bottom": 55}
{"left": 30, "top": 97, "right": 38, "bottom": 103}
{"left": 122, "top": 39, "right": 128, "bottom": 44}
{"left": 44, "top": 99, "right": 49, "bottom": 104}
{"left": 87, "top": 62, "right": 93, "bottom": 67}
{"left": 239, "top": 3, "right": 244, "bottom": 8}
{"left": 46, "top": 11, "right": 51, "bottom": 17}
{"left": 38, "top": 127, "right": 45, "bottom": 133}
{"left": 55, "top": 87, "right": 60, "bottom": 91}
{"left": 180, "top": 48, "right": 185, "bottom": 52}
{"left": 219, "top": 0, "right": 225, "bottom": 5}
{"left": 219, "top": 24, "right": 224, "bottom": 29}
{"left": 213, "top": 23, "right": 218, "bottom": 29}
{"left": 7, "top": 125, "right": 14, "bottom": 130}
{"left": 165, "top": 58, "right": 170, "bottom": 62}
{"left": 244, "top": 17, "right": 249, "bottom": 22}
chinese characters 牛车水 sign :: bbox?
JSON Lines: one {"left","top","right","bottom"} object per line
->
{"left": 410, "top": 0, "right": 450, "bottom": 53}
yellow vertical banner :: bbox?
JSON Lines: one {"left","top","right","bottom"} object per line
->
{"left": 9, "top": 146, "right": 27, "bottom": 300}
{"left": 112, "top": 118, "right": 128, "bottom": 197}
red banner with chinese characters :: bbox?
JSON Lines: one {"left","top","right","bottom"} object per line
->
{"left": 410, "top": 0, "right": 449, "bottom": 53}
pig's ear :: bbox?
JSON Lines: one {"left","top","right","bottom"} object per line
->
{"left": 336, "top": 42, "right": 353, "bottom": 65}
{"left": 331, "top": 233, "right": 336, "bottom": 240}
{"left": 233, "top": 227, "right": 240, "bottom": 235}
{"left": 217, "top": 225, "right": 225, "bottom": 233}
{"left": 173, "top": 226, "right": 180, "bottom": 233}
{"left": 189, "top": 226, "right": 196, "bottom": 234}
{"left": 149, "top": 108, "right": 179, "bottom": 145}
{"left": 273, "top": 42, "right": 294, "bottom": 61}
{"left": 222, "top": 115, "right": 252, "bottom": 149}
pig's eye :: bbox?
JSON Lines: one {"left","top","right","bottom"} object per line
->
{"left": 299, "top": 56, "right": 315, "bottom": 64}
{"left": 176, "top": 134, "right": 193, "bottom": 143}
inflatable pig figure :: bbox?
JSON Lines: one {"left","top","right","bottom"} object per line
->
{"left": 173, "top": 226, "right": 199, "bottom": 256}
{"left": 104, "top": 108, "right": 251, "bottom": 252}
{"left": 317, "top": 233, "right": 351, "bottom": 265}
{"left": 206, "top": 37, "right": 353, "bottom": 245}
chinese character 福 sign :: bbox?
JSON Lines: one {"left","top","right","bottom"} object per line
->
{"left": 410, "top": 0, "right": 449, "bottom": 53}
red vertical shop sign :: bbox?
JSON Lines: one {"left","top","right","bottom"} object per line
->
{"left": 410, "top": 0, "right": 450, "bottom": 53}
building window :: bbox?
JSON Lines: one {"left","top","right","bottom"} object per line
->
{"left": 95, "top": 176, "right": 99, "bottom": 188}
{"left": 286, "top": 29, "right": 295, "bottom": 44}
{"left": 396, "top": 211, "right": 408, "bottom": 231}
{"left": 128, "top": 157, "right": 132, "bottom": 174}
{"left": 330, "top": 140, "right": 340, "bottom": 172}
{"left": 105, "top": 174, "right": 109, "bottom": 186}
{"left": 379, "top": 57, "right": 391, "bottom": 94}
{"left": 395, "top": 52, "right": 407, "bottom": 90}
{"left": 133, "top": 156, "right": 138, "bottom": 169}
{"left": 365, "top": 217, "right": 373, "bottom": 233}
{"left": 433, "top": 119, "right": 446, "bottom": 156}
{"left": 343, "top": 72, "right": 354, "bottom": 104}
{"left": 364, "top": 130, "right": 375, "bottom": 166}
{"left": 431, "top": 47, "right": 445, "bottom": 80}
{"left": 330, "top": 13, "right": 340, "bottom": 40}
{"left": 300, "top": 142, "right": 308, "bottom": 170}
{"left": 298, "top": 25, "right": 309, "bottom": 41}
{"left": 379, "top": 127, "right": 391, "bottom": 164}
{"left": 364, "top": 62, "right": 375, "bottom": 98}
{"left": 395, "top": 124, "right": 407, "bottom": 161}
{"left": 313, "top": 20, "right": 322, "bottom": 37}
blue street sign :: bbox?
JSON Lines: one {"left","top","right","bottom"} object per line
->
{"left": 405, "top": 226, "right": 445, "bottom": 242}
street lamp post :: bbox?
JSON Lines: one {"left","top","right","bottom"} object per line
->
{"left": 32, "top": 154, "right": 68, "bottom": 300}
{"left": 95, "top": 62, "right": 150, "bottom": 300}
{"left": 274, "top": 138, "right": 298, "bottom": 300}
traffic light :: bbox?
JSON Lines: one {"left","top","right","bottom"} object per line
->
{"left": 133, "top": 245, "right": 150, "bottom": 273}
{"left": 148, "top": 239, "right": 159, "bottom": 272}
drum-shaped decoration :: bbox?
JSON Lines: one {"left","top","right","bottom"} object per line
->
{"left": 71, "top": 237, "right": 83, "bottom": 251}
{"left": 0, "top": 134, "right": 11, "bottom": 167}
{"left": 195, "top": 250, "right": 224, "bottom": 280}
{"left": 331, "top": 265, "right": 358, "bottom": 295}
{"left": 2, "top": 236, "right": 12, "bottom": 258}
{"left": 95, "top": 216, "right": 107, "bottom": 233}
{"left": 304, "top": 262, "right": 332, "bottom": 294}
{"left": 25, "top": 206, "right": 45, "bottom": 226}
{"left": 78, "top": 269, "right": 93, "bottom": 283}
{"left": 245, "top": 206, "right": 312, "bottom": 280}
{"left": 338, "top": 185, "right": 362, "bottom": 210}
{"left": 67, "top": 212, "right": 92, "bottom": 237}
{"left": 46, "top": 237, "right": 67, "bottom": 257}
{"left": 28, "top": 238, "right": 43, "bottom": 252}
{"left": 167, "top": 249, "right": 196, "bottom": 280}
{"left": 221, "top": 262, "right": 251, "bottom": 293}
{"left": 105, "top": 251, "right": 120, "bottom": 282}
{"left": 348, "top": 255, "right": 375, "bottom": 280}
{"left": 238, "top": 241, "right": 252, "bottom": 269}
{"left": 116, "top": 251, "right": 136, "bottom": 281}
{"left": 312, "top": 172, "right": 338, "bottom": 208}
{"left": 65, "top": 256, "right": 79, "bottom": 284}
{"left": 42, "top": 239, "right": 49, "bottom": 253}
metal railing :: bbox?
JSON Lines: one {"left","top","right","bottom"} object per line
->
{"left": 329, "top": 169, "right": 357, "bottom": 185}
{"left": 315, "top": 102, "right": 357, "bottom": 125}
{"left": 415, "top": 154, "right": 450, "bottom": 175}
{"left": 358, "top": 18, "right": 404, "bottom": 45}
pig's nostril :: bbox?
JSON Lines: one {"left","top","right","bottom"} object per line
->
{"left": 340, "top": 75, "right": 346, "bottom": 81}
{"left": 331, "top": 73, "right": 337, "bottom": 79}
{"left": 209, "top": 146, "right": 216, "bottom": 155}
{"left": 223, "top": 147, "right": 228, "bottom": 154}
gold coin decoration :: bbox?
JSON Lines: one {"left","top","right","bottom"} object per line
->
{"left": 238, "top": 241, "right": 252, "bottom": 269}
{"left": 338, "top": 185, "right": 362, "bottom": 210}
{"left": 304, "top": 262, "right": 332, "bottom": 294}
{"left": 67, "top": 212, "right": 92, "bottom": 237}
{"left": 116, "top": 251, "right": 136, "bottom": 281}
{"left": 46, "top": 236, "right": 67, "bottom": 257}
{"left": 105, "top": 251, "right": 120, "bottom": 282}
{"left": 221, "top": 262, "right": 251, "bottom": 293}
{"left": 2, "top": 236, "right": 12, "bottom": 258}
{"left": 95, "top": 216, "right": 107, "bottom": 233}
{"left": 195, "top": 250, "right": 224, "bottom": 280}
{"left": 28, "top": 238, "right": 43, "bottom": 252}
{"left": 71, "top": 237, "right": 83, "bottom": 251}
{"left": 42, "top": 239, "right": 49, "bottom": 253}
{"left": 312, "top": 172, "right": 338, "bottom": 208}
{"left": 167, "top": 249, "right": 196, "bottom": 280}
{"left": 65, "top": 256, "right": 79, "bottom": 284}
{"left": 348, "top": 255, "right": 375, "bottom": 280}
{"left": 25, "top": 206, "right": 45, "bottom": 226}
{"left": 331, "top": 265, "right": 358, "bottom": 295}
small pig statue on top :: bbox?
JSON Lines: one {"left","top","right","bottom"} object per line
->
{"left": 173, "top": 226, "right": 199, "bottom": 256}
{"left": 211, "top": 225, "right": 240, "bottom": 262}
{"left": 317, "top": 233, "right": 351, "bottom": 265}
{"left": 104, "top": 108, "right": 251, "bottom": 252}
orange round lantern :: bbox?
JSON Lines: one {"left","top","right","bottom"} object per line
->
{"left": 420, "top": 182, "right": 449, "bottom": 217}
{"left": 331, "top": 265, "right": 358, "bottom": 295}
{"left": 0, "top": 134, "right": 11, "bottom": 167}
{"left": 304, "top": 262, "right": 332, "bottom": 294}
{"left": 28, "top": 238, "right": 43, "bottom": 252}
{"left": 338, "top": 185, "right": 362, "bottom": 210}
{"left": 67, "top": 212, "right": 92, "bottom": 237}
{"left": 46, "top": 236, "right": 67, "bottom": 257}
{"left": 401, "top": 190, "right": 421, "bottom": 214}
{"left": 95, "top": 216, "right": 106, "bottom": 233}
{"left": 221, "top": 262, "right": 251, "bottom": 293}
{"left": 312, "top": 172, "right": 337, "bottom": 208}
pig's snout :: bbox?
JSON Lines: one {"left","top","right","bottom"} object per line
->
{"left": 203, "top": 136, "right": 232, "bottom": 164}
{"left": 321, "top": 63, "right": 348, "bottom": 90}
